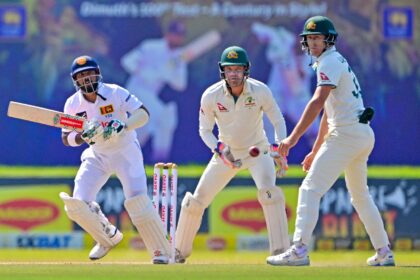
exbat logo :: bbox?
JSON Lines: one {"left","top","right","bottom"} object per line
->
{"left": 0, "top": 199, "right": 60, "bottom": 230}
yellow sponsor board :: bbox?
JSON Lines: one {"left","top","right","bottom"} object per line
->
{"left": 210, "top": 186, "right": 299, "bottom": 234}
{"left": 0, "top": 185, "right": 72, "bottom": 232}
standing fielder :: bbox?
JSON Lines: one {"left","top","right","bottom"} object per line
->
{"left": 267, "top": 16, "right": 395, "bottom": 266}
{"left": 175, "top": 46, "right": 290, "bottom": 263}
{"left": 60, "top": 55, "right": 171, "bottom": 264}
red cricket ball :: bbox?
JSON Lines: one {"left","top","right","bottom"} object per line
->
{"left": 248, "top": 146, "right": 260, "bottom": 157}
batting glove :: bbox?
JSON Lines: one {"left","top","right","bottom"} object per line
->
{"left": 103, "top": 119, "right": 126, "bottom": 140}
{"left": 81, "top": 120, "right": 104, "bottom": 145}
{"left": 270, "top": 143, "right": 288, "bottom": 178}
{"left": 214, "top": 141, "right": 242, "bottom": 169}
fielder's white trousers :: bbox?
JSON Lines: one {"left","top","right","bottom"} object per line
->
{"left": 293, "top": 123, "right": 390, "bottom": 249}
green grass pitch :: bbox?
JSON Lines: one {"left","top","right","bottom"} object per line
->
{"left": 0, "top": 249, "right": 418, "bottom": 280}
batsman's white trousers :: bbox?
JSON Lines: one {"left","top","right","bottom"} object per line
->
{"left": 293, "top": 123, "right": 390, "bottom": 249}
{"left": 73, "top": 140, "right": 148, "bottom": 201}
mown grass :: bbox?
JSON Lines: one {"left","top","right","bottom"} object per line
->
{"left": 0, "top": 249, "right": 418, "bottom": 280}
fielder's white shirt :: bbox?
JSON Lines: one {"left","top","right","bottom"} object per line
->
{"left": 314, "top": 47, "right": 365, "bottom": 127}
{"left": 63, "top": 83, "right": 142, "bottom": 153}
{"left": 199, "top": 78, "right": 287, "bottom": 154}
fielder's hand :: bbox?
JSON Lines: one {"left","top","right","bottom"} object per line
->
{"left": 270, "top": 143, "right": 288, "bottom": 178}
{"left": 214, "top": 141, "right": 242, "bottom": 169}
{"left": 103, "top": 119, "right": 126, "bottom": 140}
{"left": 301, "top": 151, "right": 316, "bottom": 172}
{"left": 81, "top": 120, "right": 104, "bottom": 145}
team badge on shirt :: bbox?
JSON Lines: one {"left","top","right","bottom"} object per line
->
{"left": 217, "top": 102, "right": 228, "bottom": 112}
{"left": 100, "top": 104, "right": 114, "bottom": 115}
{"left": 244, "top": 96, "right": 256, "bottom": 108}
{"left": 319, "top": 72, "right": 330, "bottom": 82}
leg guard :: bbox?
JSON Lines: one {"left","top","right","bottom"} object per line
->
{"left": 124, "top": 194, "right": 171, "bottom": 259}
{"left": 175, "top": 192, "right": 206, "bottom": 260}
{"left": 59, "top": 192, "right": 121, "bottom": 247}
{"left": 257, "top": 187, "right": 290, "bottom": 255}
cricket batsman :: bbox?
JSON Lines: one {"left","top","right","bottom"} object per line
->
{"left": 174, "top": 46, "right": 290, "bottom": 263}
{"left": 60, "top": 55, "right": 171, "bottom": 264}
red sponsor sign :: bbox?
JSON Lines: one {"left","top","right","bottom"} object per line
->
{"left": 221, "top": 199, "right": 292, "bottom": 232}
{"left": 0, "top": 199, "right": 60, "bottom": 231}
{"left": 59, "top": 116, "right": 84, "bottom": 129}
{"left": 221, "top": 200, "right": 266, "bottom": 232}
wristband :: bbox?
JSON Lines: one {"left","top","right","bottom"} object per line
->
{"left": 67, "top": 131, "right": 81, "bottom": 147}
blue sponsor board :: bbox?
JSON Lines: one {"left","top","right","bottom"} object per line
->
{"left": 0, "top": 4, "right": 26, "bottom": 40}
{"left": 0, "top": 232, "right": 84, "bottom": 248}
{"left": 383, "top": 6, "right": 413, "bottom": 39}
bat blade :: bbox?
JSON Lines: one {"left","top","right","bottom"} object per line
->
{"left": 7, "top": 101, "right": 86, "bottom": 132}
{"left": 181, "top": 30, "right": 221, "bottom": 63}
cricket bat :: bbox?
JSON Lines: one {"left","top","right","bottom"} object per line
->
{"left": 7, "top": 101, "right": 86, "bottom": 132}
{"left": 181, "top": 30, "right": 221, "bottom": 63}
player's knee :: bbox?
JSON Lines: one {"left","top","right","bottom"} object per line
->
{"left": 181, "top": 192, "right": 206, "bottom": 216}
{"left": 300, "top": 179, "right": 324, "bottom": 198}
{"left": 257, "top": 186, "right": 285, "bottom": 205}
{"left": 350, "top": 192, "right": 372, "bottom": 208}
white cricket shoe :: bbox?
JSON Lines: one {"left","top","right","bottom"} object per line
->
{"left": 152, "top": 250, "right": 170, "bottom": 265}
{"left": 367, "top": 249, "right": 395, "bottom": 266}
{"left": 89, "top": 230, "right": 123, "bottom": 260}
{"left": 266, "top": 245, "right": 310, "bottom": 266}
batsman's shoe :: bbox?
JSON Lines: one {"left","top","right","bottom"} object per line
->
{"left": 367, "top": 249, "right": 395, "bottom": 266}
{"left": 175, "top": 248, "right": 186, "bottom": 264}
{"left": 266, "top": 245, "right": 310, "bottom": 266}
{"left": 152, "top": 250, "right": 170, "bottom": 265}
{"left": 89, "top": 230, "right": 123, "bottom": 260}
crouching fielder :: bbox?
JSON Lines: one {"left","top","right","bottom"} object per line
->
{"left": 60, "top": 55, "right": 170, "bottom": 264}
{"left": 175, "top": 46, "right": 290, "bottom": 263}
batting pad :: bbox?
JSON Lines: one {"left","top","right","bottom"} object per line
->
{"left": 257, "top": 187, "right": 290, "bottom": 254}
{"left": 124, "top": 194, "right": 171, "bottom": 258}
{"left": 175, "top": 192, "right": 205, "bottom": 258}
{"left": 59, "top": 192, "right": 120, "bottom": 247}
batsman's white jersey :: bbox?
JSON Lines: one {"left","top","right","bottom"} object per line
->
{"left": 121, "top": 38, "right": 187, "bottom": 160}
{"left": 63, "top": 83, "right": 148, "bottom": 201}
{"left": 294, "top": 47, "right": 390, "bottom": 249}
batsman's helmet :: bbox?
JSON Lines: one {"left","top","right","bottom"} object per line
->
{"left": 70, "top": 55, "right": 103, "bottom": 93}
{"left": 218, "top": 46, "right": 250, "bottom": 79}
{"left": 70, "top": 55, "right": 100, "bottom": 79}
{"left": 300, "top": 16, "right": 338, "bottom": 48}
